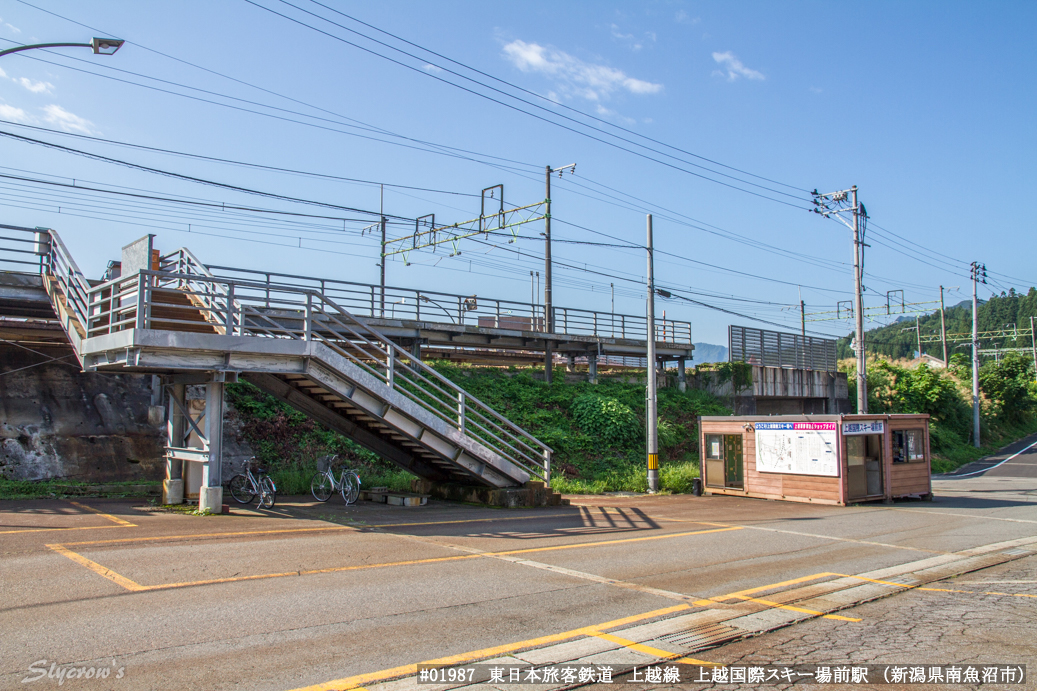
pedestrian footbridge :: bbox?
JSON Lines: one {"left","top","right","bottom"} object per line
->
{"left": 1, "top": 226, "right": 554, "bottom": 510}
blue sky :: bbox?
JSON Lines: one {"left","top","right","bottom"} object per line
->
{"left": 0, "top": 1, "right": 1033, "bottom": 345}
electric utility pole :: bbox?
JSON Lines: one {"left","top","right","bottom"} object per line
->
{"left": 812, "top": 186, "right": 867, "bottom": 412}
{"left": 940, "top": 285, "right": 948, "bottom": 366}
{"left": 543, "top": 163, "right": 576, "bottom": 383}
{"left": 379, "top": 184, "right": 386, "bottom": 317}
{"left": 971, "top": 261, "right": 987, "bottom": 448}
{"left": 1031, "top": 315, "right": 1036, "bottom": 384}
{"left": 646, "top": 214, "right": 659, "bottom": 493}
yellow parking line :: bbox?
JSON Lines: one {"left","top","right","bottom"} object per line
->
{"left": 48, "top": 526, "right": 744, "bottom": 592}
{"left": 587, "top": 631, "right": 716, "bottom": 665}
{"left": 729, "top": 595, "right": 862, "bottom": 622}
{"left": 286, "top": 604, "right": 692, "bottom": 691}
{"left": 0, "top": 525, "right": 132, "bottom": 535}
{"left": 59, "top": 525, "right": 358, "bottom": 547}
{"left": 712, "top": 572, "right": 837, "bottom": 601}
{"left": 68, "top": 501, "right": 137, "bottom": 527}
{"left": 47, "top": 545, "right": 146, "bottom": 592}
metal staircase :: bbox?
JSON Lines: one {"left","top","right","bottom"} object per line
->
{"left": 12, "top": 226, "right": 551, "bottom": 498}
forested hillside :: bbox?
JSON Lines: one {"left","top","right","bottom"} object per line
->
{"left": 836, "top": 287, "right": 1037, "bottom": 361}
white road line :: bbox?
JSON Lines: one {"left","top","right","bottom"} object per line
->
{"left": 947, "top": 437, "right": 1037, "bottom": 477}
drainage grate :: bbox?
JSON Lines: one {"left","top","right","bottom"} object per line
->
{"left": 658, "top": 623, "right": 743, "bottom": 651}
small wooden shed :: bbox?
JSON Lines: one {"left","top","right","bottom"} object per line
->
{"left": 699, "top": 414, "right": 932, "bottom": 505}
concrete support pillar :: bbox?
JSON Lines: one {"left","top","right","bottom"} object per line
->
{"left": 566, "top": 354, "right": 576, "bottom": 373}
{"left": 677, "top": 358, "right": 687, "bottom": 393}
{"left": 199, "top": 375, "right": 225, "bottom": 513}
{"left": 162, "top": 382, "right": 186, "bottom": 504}
{"left": 410, "top": 339, "right": 422, "bottom": 361}
{"left": 588, "top": 354, "right": 598, "bottom": 384}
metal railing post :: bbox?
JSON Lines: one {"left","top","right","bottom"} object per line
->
{"left": 135, "top": 275, "right": 147, "bottom": 330}
{"left": 226, "top": 283, "right": 235, "bottom": 335}
{"left": 457, "top": 391, "right": 465, "bottom": 433}
{"left": 387, "top": 346, "right": 395, "bottom": 388}
{"left": 544, "top": 449, "right": 552, "bottom": 487}
{"left": 304, "top": 293, "right": 313, "bottom": 341}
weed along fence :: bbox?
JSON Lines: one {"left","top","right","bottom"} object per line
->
{"left": 699, "top": 414, "right": 932, "bottom": 505}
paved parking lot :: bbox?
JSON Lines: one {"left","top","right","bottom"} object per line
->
{"left": 2, "top": 450, "right": 1035, "bottom": 691}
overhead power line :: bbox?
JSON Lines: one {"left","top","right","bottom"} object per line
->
{"left": 242, "top": 0, "right": 814, "bottom": 210}
{"left": 0, "top": 128, "right": 416, "bottom": 221}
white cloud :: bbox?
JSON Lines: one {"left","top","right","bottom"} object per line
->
{"left": 711, "top": 51, "right": 765, "bottom": 81}
{"left": 809, "top": 86, "right": 823, "bottom": 94}
{"left": 17, "top": 77, "right": 54, "bottom": 94}
{"left": 5, "top": 22, "right": 21, "bottom": 34}
{"left": 675, "top": 10, "right": 700, "bottom": 25}
{"left": 610, "top": 24, "right": 642, "bottom": 52}
{"left": 0, "top": 66, "right": 6, "bottom": 79}
{"left": 422, "top": 63, "right": 443, "bottom": 74}
{"left": 0, "top": 103, "right": 32, "bottom": 123}
{"left": 42, "top": 104, "right": 95, "bottom": 134}
{"left": 502, "top": 39, "right": 663, "bottom": 103}
{"left": 594, "top": 103, "right": 635, "bottom": 125}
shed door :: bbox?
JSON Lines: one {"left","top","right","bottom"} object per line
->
{"left": 724, "top": 434, "right": 744, "bottom": 488}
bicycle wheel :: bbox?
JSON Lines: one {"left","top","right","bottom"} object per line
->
{"left": 229, "top": 474, "right": 255, "bottom": 504}
{"left": 310, "top": 471, "right": 333, "bottom": 502}
{"left": 345, "top": 471, "right": 361, "bottom": 505}
{"left": 259, "top": 476, "right": 277, "bottom": 509}
{"left": 339, "top": 472, "right": 357, "bottom": 505}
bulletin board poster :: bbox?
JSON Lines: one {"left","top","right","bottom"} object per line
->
{"left": 754, "top": 422, "right": 839, "bottom": 477}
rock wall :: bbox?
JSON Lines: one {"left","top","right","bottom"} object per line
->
{"left": 0, "top": 343, "right": 166, "bottom": 482}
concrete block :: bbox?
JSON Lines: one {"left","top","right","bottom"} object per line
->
{"left": 162, "top": 478, "right": 184, "bottom": 504}
{"left": 198, "top": 486, "right": 223, "bottom": 514}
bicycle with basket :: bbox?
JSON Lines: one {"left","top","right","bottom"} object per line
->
{"left": 310, "top": 454, "right": 361, "bottom": 504}
{"left": 228, "top": 457, "right": 277, "bottom": 509}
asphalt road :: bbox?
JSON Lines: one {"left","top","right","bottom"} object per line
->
{"left": 1, "top": 459, "right": 1035, "bottom": 691}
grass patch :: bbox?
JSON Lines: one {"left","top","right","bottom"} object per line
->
{"left": 0, "top": 478, "right": 159, "bottom": 500}
{"left": 551, "top": 459, "right": 700, "bottom": 495}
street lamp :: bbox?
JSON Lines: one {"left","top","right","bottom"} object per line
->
{"left": 0, "top": 38, "right": 125, "bottom": 59}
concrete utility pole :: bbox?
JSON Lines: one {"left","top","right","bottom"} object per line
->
{"left": 940, "top": 285, "right": 949, "bottom": 365}
{"left": 1031, "top": 316, "right": 1036, "bottom": 383}
{"left": 543, "top": 163, "right": 575, "bottom": 383}
{"left": 379, "top": 184, "right": 386, "bottom": 318}
{"left": 970, "top": 261, "right": 987, "bottom": 448}
{"left": 812, "top": 186, "right": 866, "bottom": 410}
{"left": 646, "top": 214, "right": 659, "bottom": 493}
{"left": 851, "top": 186, "right": 867, "bottom": 413}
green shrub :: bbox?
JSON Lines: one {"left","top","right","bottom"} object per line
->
{"left": 571, "top": 394, "right": 641, "bottom": 446}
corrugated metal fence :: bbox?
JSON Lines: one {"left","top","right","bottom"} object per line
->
{"left": 729, "top": 325, "right": 837, "bottom": 372}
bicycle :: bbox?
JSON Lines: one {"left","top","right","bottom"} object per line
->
{"left": 310, "top": 454, "right": 361, "bottom": 504}
{"left": 228, "top": 458, "right": 277, "bottom": 509}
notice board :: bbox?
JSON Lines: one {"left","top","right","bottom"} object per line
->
{"left": 754, "top": 422, "right": 839, "bottom": 477}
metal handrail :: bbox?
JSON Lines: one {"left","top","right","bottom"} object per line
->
{"left": 76, "top": 262, "right": 552, "bottom": 483}
{"left": 207, "top": 263, "right": 693, "bottom": 345}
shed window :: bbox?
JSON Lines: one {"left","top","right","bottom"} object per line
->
{"left": 893, "top": 429, "right": 925, "bottom": 463}
{"left": 705, "top": 434, "right": 723, "bottom": 460}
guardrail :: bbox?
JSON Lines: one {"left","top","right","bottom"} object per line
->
{"left": 206, "top": 263, "right": 693, "bottom": 345}
{"left": 77, "top": 258, "right": 552, "bottom": 485}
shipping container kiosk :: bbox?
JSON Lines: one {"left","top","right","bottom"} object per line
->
{"left": 698, "top": 414, "right": 932, "bottom": 505}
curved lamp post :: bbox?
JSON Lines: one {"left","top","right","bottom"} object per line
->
{"left": 0, "top": 38, "right": 124, "bottom": 59}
